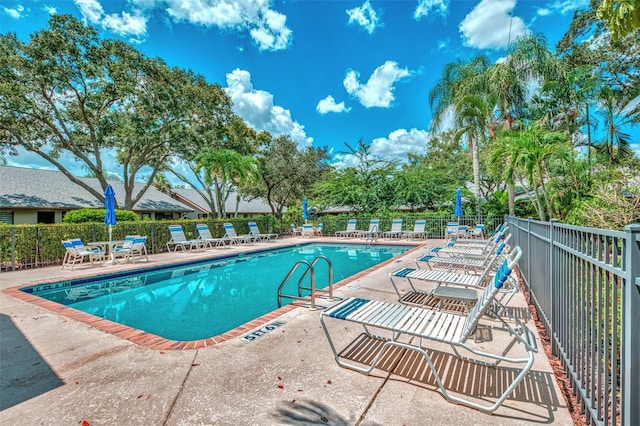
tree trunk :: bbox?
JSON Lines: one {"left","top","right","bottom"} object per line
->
{"left": 508, "top": 183, "right": 515, "bottom": 216}
{"left": 533, "top": 187, "right": 546, "bottom": 221}
{"left": 213, "top": 177, "right": 225, "bottom": 219}
{"left": 471, "top": 137, "right": 481, "bottom": 220}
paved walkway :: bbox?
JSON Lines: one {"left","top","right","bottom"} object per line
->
{"left": 0, "top": 236, "right": 573, "bottom": 425}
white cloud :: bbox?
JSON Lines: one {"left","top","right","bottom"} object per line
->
{"left": 6, "top": 145, "right": 123, "bottom": 179}
{"left": 75, "top": 0, "right": 103, "bottom": 22}
{"left": 102, "top": 11, "right": 147, "bottom": 38}
{"left": 414, "top": 0, "right": 448, "bottom": 20}
{"left": 459, "top": 0, "right": 528, "bottom": 50}
{"left": 165, "top": 0, "right": 292, "bottom": 51}
{"left": 3, "top": 4, "right": 25, "bottom": 19}
{"left": 343, "top": 61, "right": 411, "bottom": 108}
{"left": 537, "top": 0, "right": 589, "bottom": 16}
{"left": 75, "top": 0, "right": 147, "bottom": 41}
{"left": 536, "top": 8, "right": 551, "bottom": 17}
{"left": 224, "top": 69, "right": 312, "bottom": 148}
{"left": 72, "top": 0, "right": 291, "bottom": 51}
{"left": 346, "top": 0, "right": 380, "bottom": 34}
{"left": 44, "top": 5, "right": 58, "bottom": 15}
{"left": 370, "top": 128, "right": 431, "bottom": 157}
{"left": 331, "top": 128, "right": 431, "bottom": 168}
{"left": 316, "top": 96, "right": 350, "bottom": 114}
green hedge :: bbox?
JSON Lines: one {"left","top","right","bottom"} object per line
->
{"left": 0, "top": 214, "right": 502, "bottom": 271}
{"left": 62, "top": 208, "right": 139, "bottom": 223}
{"left": 0, "top": 217, "right": 278, "bottom": 271}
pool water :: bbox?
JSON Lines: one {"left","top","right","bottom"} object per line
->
{"left": 23, "top": 243, "right": 410, "bottom": 341}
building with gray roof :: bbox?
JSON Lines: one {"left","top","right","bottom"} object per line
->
{"left": 0, "top": 166, "right": 192, "bottom": 224}
{"left": 167, "top": 187, "right": 276, "bottom": 218}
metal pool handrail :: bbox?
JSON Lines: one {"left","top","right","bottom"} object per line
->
{"left": 277, "top": 255, "right": 334, "bottom": 310}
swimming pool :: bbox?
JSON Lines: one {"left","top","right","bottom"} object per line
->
{"left": 21, "top": 243, "right": 411, "bottom": 341}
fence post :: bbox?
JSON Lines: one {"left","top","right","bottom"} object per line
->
{"left": 527, "top": 217, "right": 532, "bottom": 304}
{"left": 623, "top": 224, "right": 640, "bottom": 426}
{"left": 11, "top": 225, "right": 16, "bottom": 271}
{"left": 150, "top": 222, "right": 155, "bottom": 254}
{"left": 549, "top": 219, "right": 558, "bottom": 334}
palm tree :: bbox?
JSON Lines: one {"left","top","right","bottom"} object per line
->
{"left": 489, "top": 126, "right": 572, "bottom": 220}
{"left": 152, "top": 173, "right": 172, "bottom": 193}
{"left": 495, "top": 33, "right": 559, "bottom": 215}
{"left": 594, "top": 86, "right": 635, "bottom": 164}
{"left": 195, "top": 148, "right": 260, "bottom": 218}
{"left": 452, "top": 93, "right": 494, "bottom": 219}
{"left": 429, "top": 56, "right": 492, "bottom": 218}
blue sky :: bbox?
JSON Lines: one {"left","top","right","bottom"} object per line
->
{"left": 2, "top": 0, "right": 611, "bottom": 174}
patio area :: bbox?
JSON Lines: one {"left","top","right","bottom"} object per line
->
{"left": 0, "top": 236, "right": 574, "bottom": 425}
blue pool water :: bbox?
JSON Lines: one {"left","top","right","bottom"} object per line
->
{"left": 22, "top": 243, "right": 411, "bottom": 341}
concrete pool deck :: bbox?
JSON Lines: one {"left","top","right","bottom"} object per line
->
{"left": 0, "top": 236, "right": 574, "bottom": 425}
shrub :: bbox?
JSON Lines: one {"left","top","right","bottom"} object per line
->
{"left": 62, "top": 208, "right": 138, "bottom": 223}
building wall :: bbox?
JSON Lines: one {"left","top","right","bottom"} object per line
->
{"left": 14, "top": 210, "right": 37, "bottom": 224}
{"left": 10, "top": 210, "right": 65, "bottom": 224}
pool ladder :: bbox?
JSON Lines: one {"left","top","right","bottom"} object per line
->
{"left": 277, "top": 255, "right": 339, "bottom": 311}
{"left": 364, "top": 225, "right": 378, "bottom": 247}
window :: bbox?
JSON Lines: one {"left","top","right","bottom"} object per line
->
{"left": 37, "top": 211, "right": 55, "bottom": 224}
{"left": 0, "top": 211, "right": 13, "bottom": 224}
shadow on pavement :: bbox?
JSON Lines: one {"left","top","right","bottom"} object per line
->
{"left": 0, "top": 313, "right": 64, "bottom": 410}
{"left": 271, "top": 399, "right": 382, "bottom": 425}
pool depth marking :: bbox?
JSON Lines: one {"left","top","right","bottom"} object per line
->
{"left": 242, "top": 321, "right": 285, "bottom": 342}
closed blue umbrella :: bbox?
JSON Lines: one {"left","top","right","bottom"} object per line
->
{"left": 104, "top": 185, "right": 117, "bottom": 246}
{"left": 454, "top": 189, "right": 463, "bottom": 218}
{"left": 303, "top": 198, "right": 309, "bottom": 223}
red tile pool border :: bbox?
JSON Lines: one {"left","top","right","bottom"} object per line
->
{"left": 3, "top": 243, "right": 423, "bottom": 350}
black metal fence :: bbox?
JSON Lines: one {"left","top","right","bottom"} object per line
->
{"left": 507, "top": 216, "right": 639, "bottom": 426}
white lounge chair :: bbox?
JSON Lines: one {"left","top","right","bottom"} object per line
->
{"left": 433, "top": 233, "right": 511, "bottom": 258}
{"left": 291, "top": 224, "right": 302, "bottom": 236}
{"left": 320, "top": 250, "right": 536, "bottom": 413}
{"left": 335, "top": 219, "right": 357, "bottom": 238}
{"left": 447, "top": 225, "right": 507, "bottom": 246}
{"left": 62, "top": 239, "right": 105, "bottom": 269}
{"left": 401, "top": 220, "right": 427, "bottom": 239}
{"left": 112, "top": 236, "right": 149, "bottom": 263}
{"left": 417, "top": 241, "right": 510, "bottom": 272}
{"left": 248, "top": 222, "right": 278, "bottom": 242}
{"left": 223, "top": 223, "right": 254, "bottom": 244}
{"left": 112, "top": 235, "right": 138, "bottom": 262}
{"left": 445, "top": 222, "right": 459, "bottom": 238}
{"left": 452, "top": 223, "right": 506, "bottom": 244}
{"left": 166, "top": 225, "right": 205, "bottom": 252}
{"left": 314, "top": 223, "right": 323, "bottom": 236}
{"left": 390, "top": 247, "right": 522, "bottom": 310}
{"left": 302, "top": 223, "right": 315, "bottom": 237}
{"left": 383, "top": 219, "right": 403, "bottom": 239}
{"left": 196, "top": 224, "right": 228, "bottom": 248}
{"left": 355, "top": 218, "right": 380, "bottom": 238}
